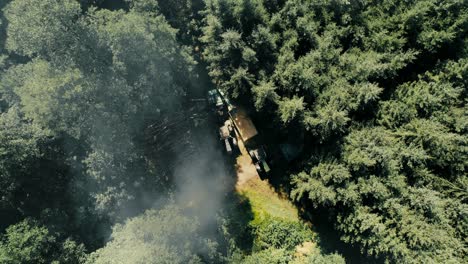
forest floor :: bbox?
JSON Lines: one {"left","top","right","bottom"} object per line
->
{"left": 234, "top": 139, "right": 298, "bottom": 221}
{"left": 233, "top": 136, "right": 317, "bottom": 258}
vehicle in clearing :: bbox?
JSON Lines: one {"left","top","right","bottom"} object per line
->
{"left": 228, "top": 105, "right": 270, "bottom": 176}
{"left": 219, "top": 119, "right": 238, "bottom": 154}
{"left": 249, "top": 146, "right": 270, "bottom": 179}
{"left": 207, "top": 89, "right": 228, "bottom": 123}
{"left": 228, "top": 107, "right": 258, "bottom": 146}
{"left": 210, "top": 88, "right": 271, "bottom": 175}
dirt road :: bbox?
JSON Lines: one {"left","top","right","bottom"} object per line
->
{"left": 234, "top": 138, "right": 259, "bottom": 187}
{"left": 233, "top": 131, "right": 299, "bottom": 220}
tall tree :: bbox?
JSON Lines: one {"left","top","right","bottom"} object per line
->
{"left": 88, "top": 205, "right": 219, "bottom": 264}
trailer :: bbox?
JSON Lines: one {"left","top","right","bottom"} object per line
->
{"left": 228, "top": 107, "right": 258, "bottom": 147}
{"left": 228, "top": 105, "right": 270, "bottom": 177}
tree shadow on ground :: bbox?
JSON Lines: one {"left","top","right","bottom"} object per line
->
{"left": 298, "top": 206, "right": 384, "bottom": 264}
{"left": 221, "top": 191, "right": 255, "bottom": 253}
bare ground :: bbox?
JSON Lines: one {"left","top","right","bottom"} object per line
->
{"left": 233, "top": 133, "right": 299, "bottom": 221}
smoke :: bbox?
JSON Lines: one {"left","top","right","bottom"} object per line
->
{"left": 173, "top": 119, "right": 233, "bottom": 226}
{"left": 1, "top": 0, "right": 243, "bottom": 261}
{"left": 84, "top": 98, "right": 242, "bottom": 263}
{"left": 55, "top": 2, "right": 239, "bottom": 260}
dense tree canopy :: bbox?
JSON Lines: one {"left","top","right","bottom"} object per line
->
{"left": 200, "top": 0, "right": 467, "bottom": 263}
{"left": 89, "top": 205, "right": 219, "bottom": 264}
{"left": 1, "top": 0, "right": 199, "bottom": 262}
{"left": 2, "top": 0, "right": 195, "bottom": 219}
{"left": 0, "top": 0, "right": 466, "bottom": 263}
{"left": 0, "top": 219, "right": 86, "bottom": 264}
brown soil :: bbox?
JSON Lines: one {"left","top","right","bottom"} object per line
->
{"left": 235, "top": 138, "right": 259, "bottom": 187}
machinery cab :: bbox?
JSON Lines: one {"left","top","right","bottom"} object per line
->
{"left": 208, "top": 89, "right": 228, "bottom": 123}
{"left": 219, "top": 119, "right": 238, "bottom": 154}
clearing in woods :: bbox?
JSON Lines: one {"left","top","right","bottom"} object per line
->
{"left": 235, "top": 138, "right": 297, "bottom": 221}
{"left": 233, "top": 134, "right": 318, "bottom": 259}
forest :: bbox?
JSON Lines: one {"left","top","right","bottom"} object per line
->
{"left": 0, "top": 0, "right": 466, "bottom": 263}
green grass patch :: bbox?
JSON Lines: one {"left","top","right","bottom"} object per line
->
{"left": 238, "top": 177, "right": 298, "bottom": 222}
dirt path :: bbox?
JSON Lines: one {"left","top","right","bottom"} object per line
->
{"left": 234, "top": 139, "right": 259, "bottom": 187}
{"left": 232, "top": 131, "right": 317, "bottom": 259}
{"left": 233, "top": 132, "right": 299, "bottom": 221}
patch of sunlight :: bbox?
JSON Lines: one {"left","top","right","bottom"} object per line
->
{"left": 238, "top": 176, "right": 298, "bottom": 222}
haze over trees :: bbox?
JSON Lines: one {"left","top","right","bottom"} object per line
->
{"left": 1, "top": 0, "right": 198, "bottom": 262}
{"left": 0, "top": 0, "right": 467, "bottom": 263}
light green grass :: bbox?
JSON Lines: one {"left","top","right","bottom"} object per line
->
{"left": 237, "top": 177, "right": 319, "bottom": 260}
{"left": 237, "top": 177, "right": 299, "bottom": 223}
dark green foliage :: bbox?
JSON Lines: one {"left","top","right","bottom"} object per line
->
{"left": 0, "top": 0, "right": 467, "bottom": 262}
{"left": 4, "top": 0, "right": 82, "bottom": 58}
{"left": 200, "top": 0, "right": 468, "bottom": 262}
{"left": 0, "top": 219, "right": 54, "bottom": 264}
{"left": 89, "top": 205, "right": 219, "bottom": 264}
{"left": 0, "top": 0, "right": 197, "bottom": 260}
{"left": 305, "top": 253, "right": 346, "bottom": 264}
{"left": 239, "top": 248, "right": 291, "bottom": 264}
{"left": 2, "top": 0, "right": 195, "bottom": 220}
{"left": 0, "top": 219, "right": 86, "bottom": 264}
{"left": 252, "top": 216, "right": 312, "bottom": 251}
{"left": 0, "top": 107, "right": 44, "bottom": 209}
